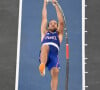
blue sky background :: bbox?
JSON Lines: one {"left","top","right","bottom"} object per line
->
{"left": 18, "top": 0, "right": 82, "bottom": 90}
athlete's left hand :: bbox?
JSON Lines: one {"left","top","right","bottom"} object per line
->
{"left": 52, "top": 0, "right": 58, "bottom": 6}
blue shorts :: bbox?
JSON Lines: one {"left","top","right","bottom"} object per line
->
{"left": 39, "top": 45, "right": 60, "bottom": 71}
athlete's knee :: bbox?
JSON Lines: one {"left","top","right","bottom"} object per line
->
{"left": 51, "top": 67, "right": 59, "bottom": 78}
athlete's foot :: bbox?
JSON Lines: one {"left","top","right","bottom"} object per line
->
{"left": 39, "top": 63, "right": 45, "bottom": 76}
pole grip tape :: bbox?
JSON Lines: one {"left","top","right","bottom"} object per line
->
{"left": 66, "top": 44, "right": 69, "bottom": 60}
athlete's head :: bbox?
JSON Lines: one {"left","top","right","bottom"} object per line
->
{"left": 48, "top": 20, "right": 58, "bottom": 32}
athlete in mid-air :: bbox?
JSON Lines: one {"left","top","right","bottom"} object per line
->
{"left": 39, "top": 0, "right": 64, "bottom": 90}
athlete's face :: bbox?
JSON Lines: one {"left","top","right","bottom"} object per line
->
{"left": 48, "top": 20, "right": 58, "bottom": 32}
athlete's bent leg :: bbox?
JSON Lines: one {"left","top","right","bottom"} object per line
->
{"left": 39, "top": 45, "right": 49, "bottom": 76}
{"left": 50, "top": 67, "right": 59, "bottom": 90}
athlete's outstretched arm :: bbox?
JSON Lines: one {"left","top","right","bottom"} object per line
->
{"left": 41, "top": 0, "right": 48, "bottom": 41}
{"left": 52, "top": 0, "right": 64, "bottom": 43}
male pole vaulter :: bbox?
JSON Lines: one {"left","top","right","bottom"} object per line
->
{"left": 39, "top": 0, "right": 64, "bottom": 90}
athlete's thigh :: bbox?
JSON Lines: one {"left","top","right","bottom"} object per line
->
{"left": 41, "top": 45, "right": 49, "bottom": 54}
{"left": 40, "top": 45, "right": 49, "bottom": 60}
{"left": 47, "top": 54, "right": 60, "bottom": 70}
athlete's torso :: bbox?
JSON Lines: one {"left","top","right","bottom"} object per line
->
{"left": 41, "top": 31, "right": 60, "bottom": 51}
